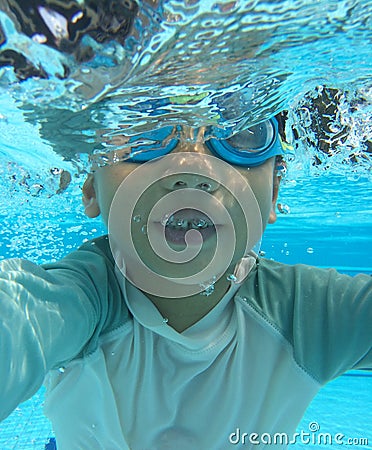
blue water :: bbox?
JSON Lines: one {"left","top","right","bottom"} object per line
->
{"left": 263, "top": 175, "right": 372, "bottom": 274}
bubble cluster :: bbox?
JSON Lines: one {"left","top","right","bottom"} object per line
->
{"left": 285, "top": 86, "right": 372, "bottom": 180}
{"left": 0, "top": 159, "right": 104, "bottom": 262}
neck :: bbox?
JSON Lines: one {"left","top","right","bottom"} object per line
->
{"left": 146, "top": 274, "right": 231, "bottom": 333}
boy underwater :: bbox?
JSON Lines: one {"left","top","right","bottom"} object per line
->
{"left": 0, "top": 116, "right": 371, "bottom": 449}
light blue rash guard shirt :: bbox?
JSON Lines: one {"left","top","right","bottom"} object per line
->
{"left": 0, "top": 235, "right": 371, "bottom": 449}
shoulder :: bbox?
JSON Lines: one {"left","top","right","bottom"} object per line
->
{"left": 79, "top": 235, "right": 113, "bottom": 258}
{"left": 241, "top": 257, "right": 371, "bottom": 309}
{"left": 44, "top": 235, "right": 131, "bottom": 345}
{"left": 238, "top": 258, "right": 372, "bottom": 382}
{"left": 70, "top": 234, "right": 114, "bottom": 265}
{"left": 42, "top": 235, "right": 114, "bottom": 279}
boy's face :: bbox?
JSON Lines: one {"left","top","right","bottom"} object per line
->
{"left": 83, "top": 133, "right": 280, "bottom": 297}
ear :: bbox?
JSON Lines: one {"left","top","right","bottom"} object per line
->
{"left": 268, "top": 174, "right": 280, "bottom": 224}
{"left": 82, "top": 174, "right": 100, "bottom": 218}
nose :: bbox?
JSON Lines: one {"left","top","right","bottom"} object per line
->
{"left": 157, "top": 127, "right": 223, "bottom": 192}
{"left": 160, "top": 172, "right": 219, "bottom": 192}
{"left": 160, "top": 139, "right": 221, "bottom": 192}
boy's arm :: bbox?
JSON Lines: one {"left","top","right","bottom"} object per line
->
{"left": 296, "top": 266, "right": 372, "bottom": 381}
{"left": 0, "top": 250, "right": 111, "bottom": 421}
{"left": 243, "top": 260, "right": 372, "bottom": 383}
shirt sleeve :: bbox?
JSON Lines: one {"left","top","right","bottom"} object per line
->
{"left": 0, "top": 244, "right": 122, "bottom": 422}
{"left": 242, "top": 260, "right": 372, "bottom": 384}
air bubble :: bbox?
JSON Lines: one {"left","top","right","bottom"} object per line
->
{"left": 141, "top": 225, "right": 147, "bottom": 235}
{"left": 163, "top": 317, "right": 169, "bottom": 323}
{"left": 329, "top": 123, "right": 342, "bottom": 133}
{"left": 227, "top": 273, "right": 238, "bottom": 283}
{"left": 29, "top": 184, "right": 44, "bottom": 196}
{"left": 32, "top": 34, "right": 47, "bottom": 44}
{"left": 200, "top": 276, "right": 216, "bottom": 296}
{"left": 161, "top": 213, "right": 171, "bottom": 226}
{"left": 71, "top": 11, "right": 84, "bottom": 24}
{"left": 278, "top": 203, "right": 291, "bottom": 214}
{"left": 133, "top": 214, "right": 142, "bottom": 223}
{"left": 191, "top": 218, "right": 208, "bottom": 229}
{"left": 112, "top": 153, "right": 120, "bottom": 164}
{"left": 307, "top": 247, "right": 314, "bottom": 254}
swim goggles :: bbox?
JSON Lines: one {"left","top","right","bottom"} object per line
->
{"left": 95, "top": 118, "right": 283, "bottom": 168}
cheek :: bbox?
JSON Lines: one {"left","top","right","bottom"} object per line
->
{"left": 97, "top": 184, "right": 119, "bottom": 225}
{"left": 253, "top": 183, "right": 273, "bottom": 226}
{"left": 238, "top": 164, "right": 274, "bottom": 225}
{"left": 96, "top": 164, "right": 138, "bottom": 224}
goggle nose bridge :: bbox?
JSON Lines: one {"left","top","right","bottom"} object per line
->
{"left": 172, "top": 125, "right": 209, "bottom": 144}
{"left": 90, "top": 118, "right": 283, "bottom": 167}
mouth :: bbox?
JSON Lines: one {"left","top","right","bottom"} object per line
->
{"left": 160, "top": 208, "right": 217, "bottom": 245}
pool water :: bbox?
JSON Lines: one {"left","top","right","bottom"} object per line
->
{"left": 0, "top": 0, "right": 371, "bottom": 448}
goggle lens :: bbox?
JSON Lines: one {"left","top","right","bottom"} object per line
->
{"left": 224, "top": 122, "right": 275, "bottom": 153}
{"left": 93, "top": 119, "right": 282, "bottom": 167}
